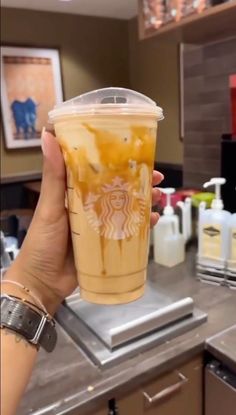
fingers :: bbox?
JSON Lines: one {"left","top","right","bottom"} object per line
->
{"left": 151, "top": 173, "right": 162, "bottom": 226}
{"left": 152, "top": 187, "right": 161, "bottom": 206}
{"left": 150, "top": 212, "right": 160, "bottom": 227}
{"left": 41, "top": 129, "right": 65, "bottom": 179}
{"left": 152, "top": 170, "right": 164, "bottom": 186}
{"left": 36, "top": 130, "right": 66, "bottom": 221}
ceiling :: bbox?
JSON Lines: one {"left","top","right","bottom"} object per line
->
{"left": 1, "top": 0, "right": 138, "bottom": 20}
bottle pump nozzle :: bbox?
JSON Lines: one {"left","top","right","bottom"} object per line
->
{"left": 203, "top": 177, "right": 226, "bottom": 210}
{"left": 161, "top": 188, "right": 175, "bottom": 215}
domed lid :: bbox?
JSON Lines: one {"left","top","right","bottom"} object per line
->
{"left": 49, "top": 87, "right": 164, "bottom": 121}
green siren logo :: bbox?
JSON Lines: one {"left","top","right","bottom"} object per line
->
{"left": 203, "top": 226, "right": 220, "bottom": 237}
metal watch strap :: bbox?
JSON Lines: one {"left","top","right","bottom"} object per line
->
{"left": 0, "top": 295, "right": 57, "bottom": 352}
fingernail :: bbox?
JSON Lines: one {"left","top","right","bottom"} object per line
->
{"left": 160, "top": 173, "right": 164, "bottom": 182}
{"left": 45, "top": 122, "right": 55, "bottom": 135}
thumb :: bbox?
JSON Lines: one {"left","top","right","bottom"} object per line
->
{"left": 37, "top": 130, "right": 66, "bottom": 221}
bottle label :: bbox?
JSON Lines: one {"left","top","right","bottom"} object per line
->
{"left": 202, "top": 224, "right": 221, "bottom": 259}
{"left": 231, "top": 227, "right": 236, "bottom": 261}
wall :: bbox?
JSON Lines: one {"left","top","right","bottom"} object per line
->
{"left": 128, "top": 19, "right": 183, "bottom": 165}
{"left": 183, "top": 37, "right": 236, "bottom": 188}
{"left": 1, "top": 7, "right": 129, "bottom": 178}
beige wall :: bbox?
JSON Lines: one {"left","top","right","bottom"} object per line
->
{"left": 1, "top": 8, "right": 129, "bottom": 177}
{"left": 1, "top": 8, "right": 182, "bottom": 178}
{"left": 128, "top": 19, "right": 183, "bottom": 165}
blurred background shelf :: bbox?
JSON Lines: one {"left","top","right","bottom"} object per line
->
{"left": 139, "top": 2, "right": 236, "bottom": 43}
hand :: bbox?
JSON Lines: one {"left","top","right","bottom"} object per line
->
{"left": 6, "top": 131, "right": 164, "bottom": 314}
{"left": 151, "top": 171, "right": 163, "bottom": 226}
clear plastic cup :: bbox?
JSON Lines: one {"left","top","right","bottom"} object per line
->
{"left": 49, "top": 88, "right": 164, "bottom": 304}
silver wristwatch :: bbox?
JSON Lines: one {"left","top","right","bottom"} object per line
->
{"left": 0, "top": 295, "right": 57, "bottom": 352}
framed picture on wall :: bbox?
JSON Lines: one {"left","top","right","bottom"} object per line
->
{"left": 0, "top": 46, "right": 63, "bottom": 149}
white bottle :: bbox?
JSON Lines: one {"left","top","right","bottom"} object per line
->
{"left": 153, "top": 188, "right": 185, "bottom": 267}
{"left": 227, "top": 213, "right": 236, "bottom": 274}
{"left": 198, "top": 178, "right": 231, "bottom": 269}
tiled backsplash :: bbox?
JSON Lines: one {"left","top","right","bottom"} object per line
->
{"left": 183, "top": 37, "right": 236, "bottom": 188}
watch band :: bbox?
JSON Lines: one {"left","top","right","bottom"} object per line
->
{"left": 0, "top": 295, "right": 57, "bottom": 352}
{"left": 6, "top": 294, "right": 47, "bottom": 315}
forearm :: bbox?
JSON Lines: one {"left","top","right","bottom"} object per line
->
{"left": 1, "top": 268, "right": 58, "bottom": 415}
{"left": 1, "top": 131, "right": 76, "bottom": 415}
{"left": 1, "top": 328, "right": 38, "bottom": 415}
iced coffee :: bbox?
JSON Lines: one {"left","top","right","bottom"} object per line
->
{"left": 49, "top": 88, "right": 163, "bottom": 304}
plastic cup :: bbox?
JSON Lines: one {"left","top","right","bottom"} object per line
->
{"left": 49, "top": 88, "right": 164, "bottom": 304}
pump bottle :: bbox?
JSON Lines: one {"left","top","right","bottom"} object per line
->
{"left": 198, "top": 178, "right": 231, "bottom": 271}
{"left": 153, "top": 188, "right": 185, "bottom": 267}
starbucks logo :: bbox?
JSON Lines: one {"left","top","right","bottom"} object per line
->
{"left": 83, "top": 176, "right": 146, "bottom": 240}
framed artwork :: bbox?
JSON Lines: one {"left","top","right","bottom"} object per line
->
{"left": 0, "top": 46, "right": 63, "bottom": 149}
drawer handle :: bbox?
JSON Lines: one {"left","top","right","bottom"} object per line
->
{"left": 143, "top": 372, "right": 188, "bottom": 407}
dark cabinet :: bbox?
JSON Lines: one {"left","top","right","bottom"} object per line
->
{"left": 117, "top": 355, "right": 203, "bottom": 415}
{"left": 205, "top": 361, "right": 236, "bottom": 415}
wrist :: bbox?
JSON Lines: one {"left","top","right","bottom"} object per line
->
{"left": 2, "top": 265, "right": 61, "bottom": 316}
